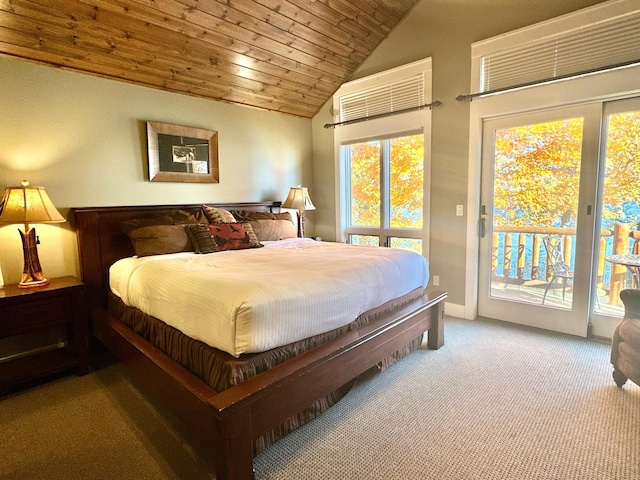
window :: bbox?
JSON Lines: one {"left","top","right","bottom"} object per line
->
{"left": 332, "top": 58, "right": 433, "bottom": 256}
{"left": 344, "top": 133, "right": 424, "bottom": 253}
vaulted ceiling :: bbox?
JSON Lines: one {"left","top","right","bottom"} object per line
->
{"left": 0, "top": 0, "right": 420, "bottom": 118}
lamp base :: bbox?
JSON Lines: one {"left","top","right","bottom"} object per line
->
{"left": 19, "top": 278, "right": 50, "bottom": 289}
{"left": 18, "top": 227, "right": 50, "bottom": 289}
{"left": 296, "top": 211, "right": 305, "bottom": 238}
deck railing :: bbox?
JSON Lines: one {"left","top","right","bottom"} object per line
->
{"left": 491, "top": 223, "right": 638, "bottom": 304}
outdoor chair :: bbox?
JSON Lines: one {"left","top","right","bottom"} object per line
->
{"left": 611, "top": 289, "right": 640, "bottom": 388}
{"left": 542, "top": 235, "right": 573, "bottom": 304}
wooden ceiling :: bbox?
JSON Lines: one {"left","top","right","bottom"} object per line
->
{"left": 0, "top": 0, "right": 420, "bottom": 118}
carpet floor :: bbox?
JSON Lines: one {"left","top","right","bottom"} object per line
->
{"left": 1, "top": 316, "right": 638, "bottom": 479}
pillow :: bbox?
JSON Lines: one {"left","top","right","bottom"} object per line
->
{"left": 186, "top": 223, "right": 263, "bottom": 254}
{"left": 125, "top": 224, "right": 192, "bottom": 257}
{"left": 207, "top": 223, "right": 255, "bottom": 251}
{"left": 184, "top": 224, "right": 218, "bottom": 254}
{"left": 120, "top": 209, "right": 207, "bottom": 234}
{"left": 242, "top": 222, "right": 263, "bottom": 247}
{"left": 247, "top": 219, "right": 297, "bottom": 241}
{"left": 229, "top": 210, "right": 296, "bottom": 241}
{"left": 230, "top": 210, "right": 274, "bottom": 222}
{"left": 120, "top": 209, "right": 205, "bottom": 256}
{"left": 202, "top": 205, "right": 236, "bottom": 223}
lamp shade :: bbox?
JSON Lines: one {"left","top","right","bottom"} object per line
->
{"left": 0, "top": 181, "right": 65, "bottom": 225}
{"left": 0, "top": 181, "right": 65, "bottom": 288}
{"left": 282, "top": 186, "right": 316, "bottom": 211}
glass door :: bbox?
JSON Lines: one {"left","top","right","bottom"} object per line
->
{"left": 478, "top": 104, "right": 602, "bottom": 337}
{"left": 590, "top": 97, "right": 640, "bottom": 338}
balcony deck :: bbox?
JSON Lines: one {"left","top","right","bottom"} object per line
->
{"left": 490, "top": 278, "right": 625, "bottom": 318}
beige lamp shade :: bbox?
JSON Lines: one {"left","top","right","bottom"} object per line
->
{"left": 0, "top": 181, "right": 65, "bottom": 288}
{"left": 282, "top": 186, "right": 315, "bottom": 238}
{"left": 281, "top": 186, "right": 316, "bottom": 211}
{"left": 0, "top": 181, "right": 65, "bottom": 225}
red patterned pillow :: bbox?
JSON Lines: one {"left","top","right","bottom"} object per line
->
{"left": 208, "top": 223, "right": 253, "bottom": 251}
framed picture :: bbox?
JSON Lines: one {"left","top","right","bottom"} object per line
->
{"left": 146, "top": 121, "right": 219, "bottom": 183}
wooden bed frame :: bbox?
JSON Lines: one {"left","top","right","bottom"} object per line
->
{"left": 73, "top": 202, "right": 447, "bottom": 480}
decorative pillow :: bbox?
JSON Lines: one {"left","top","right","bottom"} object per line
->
{"left": 184, "top": 224, "right": 218, "bottom": 254}
{"left": 125, "top": 225, "right": 192, "bottom": 257}
{"left": 229, "top": 210, "right": 296, "bottom": 241}
{"left": 241, "top": 222, "right": 263, "bottom": 247}
{"left": 207, "top": 223, "right": 255, "bottom": 251}
{"left": 186, "top": 223, "right": 263, "bottom": 254}
{"left": 247, "top": 219, "right": 296, "bottom": 241}
{"left": 120, "top": 209, "right": 205, "bottom": 256}
{"left": 120, "top": 209, "right": 206, "bottom": 234}
{"left": 202, "top": 205, "right": 236, "bottom": 223}
{"left": 230, "top": 210, "right": 275, "bottom": 222}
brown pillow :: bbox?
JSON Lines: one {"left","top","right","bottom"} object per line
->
{"left": 247, "top": 219, "right": 296, "bottom": 241}
{"left": 230, "top": 210, "right": 291, "bottom": 222}
{"left": 120, "top": 209, "right": 206, "bottom": 234}
{"left": 120, "top": 209, "right": 205, "bottom": 256}
{"left": 126, "top": 224, "right": 192, "bottom": 257}
{"left": 229, "top": 211, "right": 296, "bottom": 241}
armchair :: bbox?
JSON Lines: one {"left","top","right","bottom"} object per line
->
{"left": 611, "top": 289, "right": 640, "bottom": 388}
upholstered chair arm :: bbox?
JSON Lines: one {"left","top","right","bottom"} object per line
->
{"left": 620, "top": 289, "right": 640, "bottom": 319}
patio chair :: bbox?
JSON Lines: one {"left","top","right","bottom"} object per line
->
{"left": 542, "top": 235, "right": 573, "bottom": 304}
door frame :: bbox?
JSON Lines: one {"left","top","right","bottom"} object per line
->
{"left": 477, "top": 104, "right": 601, "bottom": 337}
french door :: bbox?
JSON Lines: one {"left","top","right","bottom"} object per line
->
{"left": 478, "top": 98, "right": 640, "bottom": 337}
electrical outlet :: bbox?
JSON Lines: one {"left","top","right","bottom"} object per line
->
{"left": 456, "top": 205, "right": 464, "bottom": 216}
{"left": 433, "top": 275, "right": 440, "bottom": 286}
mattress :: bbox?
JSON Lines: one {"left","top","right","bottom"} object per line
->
{"left": 110, "top": 238, "right": 429, "bottom": 357}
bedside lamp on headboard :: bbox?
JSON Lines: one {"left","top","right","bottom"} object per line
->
{"left": 0, "top": 181, "right": 66, "bottom": 288}
{"left": 282, "top": 186, "right": 315, "bottom": 238}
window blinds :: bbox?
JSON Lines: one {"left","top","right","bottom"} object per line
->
{"left": 469, "top": 1, "right": 640, "bottom": 98}
{"left": 338, "top": 74, "right": 425, "bottom": 123}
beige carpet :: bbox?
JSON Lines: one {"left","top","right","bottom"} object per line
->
{"left": 1, "top": 317, "right": 638, "bottom": 480}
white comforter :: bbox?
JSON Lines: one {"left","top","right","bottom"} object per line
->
{"left": 110, "top": 238, "right": 429, "bottom": 357}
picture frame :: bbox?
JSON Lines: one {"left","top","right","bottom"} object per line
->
{"left": 146, "top": 121, "right": 219, "bottom": 183}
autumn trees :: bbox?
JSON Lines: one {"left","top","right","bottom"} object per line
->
{"left": 493, "top": 111, "right": 640, "bottom": 230}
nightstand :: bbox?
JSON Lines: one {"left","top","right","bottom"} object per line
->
{"left": 0, "top": 276, "right": 89, "bottom": 394}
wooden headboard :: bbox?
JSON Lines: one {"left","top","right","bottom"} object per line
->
{"left": 72, "top": 202, "right": 281, "bottom": 312}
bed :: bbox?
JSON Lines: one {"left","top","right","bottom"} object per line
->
{"left": 73, "top": 202, "right": 446, "bottom": 480}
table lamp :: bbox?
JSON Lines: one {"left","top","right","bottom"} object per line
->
{"left": 0, "top": 181, "right": 66, "bottom": 288}
{"left": 282, "top": 186, "right": 315, "bottom": 238}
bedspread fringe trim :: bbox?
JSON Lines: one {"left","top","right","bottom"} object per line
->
{"left": 108, "top": 288, "right": 425, "bottom": 453}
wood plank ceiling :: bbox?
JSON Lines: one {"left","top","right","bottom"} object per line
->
{"left": 0, "top": 0, "right": 420, "bottom": 118}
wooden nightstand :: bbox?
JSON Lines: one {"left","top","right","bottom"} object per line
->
{"left": 0, "top": 276, "right": 89, "bottom": 394}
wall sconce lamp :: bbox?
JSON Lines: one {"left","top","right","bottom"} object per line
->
{"left": 0, "top": 181, "right": 65, "bottom": 288}
{"left": 282, "top": 186, "right": 315, "bottom": 238}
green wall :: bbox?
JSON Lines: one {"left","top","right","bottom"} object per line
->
{"left": 0, "top": 56, "right": 312, "bottom": 284}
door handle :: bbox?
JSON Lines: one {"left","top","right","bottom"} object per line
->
{"left": 478, "top": 217, "right": 486, "bottom": 238}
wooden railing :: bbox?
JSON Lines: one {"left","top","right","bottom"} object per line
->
{"left": 491, "top": 223, "right": 638, "bottom": 304}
